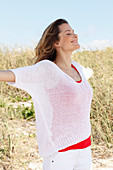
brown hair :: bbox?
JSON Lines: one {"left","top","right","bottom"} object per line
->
{"left": 34, "top": 19, "right": 68, "bottom": 64}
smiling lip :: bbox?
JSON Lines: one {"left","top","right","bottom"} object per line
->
{"left": 71, "top": 40, "right": 78, "bottom": 43}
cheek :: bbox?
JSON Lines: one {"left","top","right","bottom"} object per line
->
{"left": 65, "top": 36, "right": 71, "bottom": 42}
{"left": 61, "top": 37, "right": 71, "bottom": 46}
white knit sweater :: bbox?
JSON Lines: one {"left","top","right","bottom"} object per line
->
{"left": 7, "top": 59, "right": 93, "bottom": 157}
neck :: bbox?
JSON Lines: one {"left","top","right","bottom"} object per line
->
{"left": 54, "top": 51, "right": 73, "bottom": 71}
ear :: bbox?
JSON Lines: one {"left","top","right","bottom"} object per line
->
{"left": 54, "top": 41, "right": 60, "bottom": 48}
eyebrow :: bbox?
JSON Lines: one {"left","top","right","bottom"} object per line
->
{"left": 64, "top": 29, "right": 74, "bottom": 33}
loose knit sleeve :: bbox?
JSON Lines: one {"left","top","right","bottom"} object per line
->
{"left": 6, "top": 60, "right": 45, "bottom": 95}
{"left": 80, "top": 65, "right": 93, "bottom": 80}
{"left": 6, "top": 60, "right": 60, "bottom": 96}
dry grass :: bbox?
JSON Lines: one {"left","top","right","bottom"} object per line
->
{"left": 0, "top": 118, "right": 43, "bottom": 170}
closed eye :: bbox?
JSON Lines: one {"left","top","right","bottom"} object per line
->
{"left": 66, "top": 33, "right": 71, "bottom": 35}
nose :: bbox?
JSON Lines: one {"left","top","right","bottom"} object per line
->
{"left": 74, "top": 34, "right": 78, "bottom": 38}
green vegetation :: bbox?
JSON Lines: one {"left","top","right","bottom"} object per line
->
{"left": 0, "top": 46, "right": 113, "bottom": 166}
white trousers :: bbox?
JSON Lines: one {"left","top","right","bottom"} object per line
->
{"left": 43, "top": 146, "right": 92, "bottom": 170}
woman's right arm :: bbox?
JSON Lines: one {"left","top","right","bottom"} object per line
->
{"left": 0, "top": 70, "right": 15, "bottom": 82}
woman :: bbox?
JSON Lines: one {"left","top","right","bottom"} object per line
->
{"left": 0, "top": 19, "right": 93, "bottom": 170}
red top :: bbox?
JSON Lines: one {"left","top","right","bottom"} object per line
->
{"left": 58, "top": 136, "right": 91, "bottom": 152}
{"left": 58, "top": 64, "right": 91, "bottom": 152}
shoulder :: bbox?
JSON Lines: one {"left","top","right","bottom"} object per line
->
{"left": 33, "top": 60, "right": 52, "bottom": 71}
{"left": 71, "top": 60, "right": 80, "bottom": 66}
{"left": 71, "top": 60, "right": 93, "bottom": 80}
{"left": 71, "top": 60, "right": 83, "bottom": 71}
{"left": 35, "top": 59, "right": 58, "bottom": 75}
{"left": 35, "top": 59, "right": 55, "bottom": 68}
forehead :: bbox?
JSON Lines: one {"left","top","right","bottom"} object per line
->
{"left": 59, "top": 23, "right": 73, "bottom": 33}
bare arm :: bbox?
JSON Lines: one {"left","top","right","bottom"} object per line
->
{"left": 0, "top": 70, "right": 15, "bottom": 82}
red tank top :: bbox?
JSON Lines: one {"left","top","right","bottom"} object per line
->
{"left": 58, "top": 64, "right": 91, "bottom": 152}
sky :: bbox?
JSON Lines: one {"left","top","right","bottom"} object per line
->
{"left": 0, "top": 0, "right": 113, "bottom": 50}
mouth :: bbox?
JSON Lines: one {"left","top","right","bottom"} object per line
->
{"left": 71, "top": 40, "right": 78, "bottom": 44}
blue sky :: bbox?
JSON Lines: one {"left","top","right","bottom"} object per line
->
{"left": 0, "top": 0, "right": 113, "bottom": 50}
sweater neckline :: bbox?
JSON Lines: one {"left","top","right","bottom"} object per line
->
{"left": 44, "top": 59, "right": 83, "bottom": 84}
{"left": 71, "top": 63, "right": 82, "bottom": 83}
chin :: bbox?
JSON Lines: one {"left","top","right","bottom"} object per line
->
{"left": 74, "top": 44, "right": 80, "bottom": 50}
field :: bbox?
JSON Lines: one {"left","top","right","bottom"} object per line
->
{"left": 0, "top": 46, "right": 113, "bottom": 169}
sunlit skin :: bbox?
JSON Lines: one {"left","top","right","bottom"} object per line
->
{"left": 53, "top": 23, "right": 81, "bottom": 80}
{"left": 54, "top": 23, "right": 80, "bottom": 70}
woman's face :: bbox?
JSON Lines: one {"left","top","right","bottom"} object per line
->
{"left": 56, "top": 23, "right": 80, "bottom": 52}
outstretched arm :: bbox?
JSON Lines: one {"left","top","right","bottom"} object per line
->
{"left": 0, "top": 70, "right": 15, "bottom": 82}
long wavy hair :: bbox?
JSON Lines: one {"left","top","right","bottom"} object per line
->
{"left": 34, "top": 19, "right": 68, "bottom": 64}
